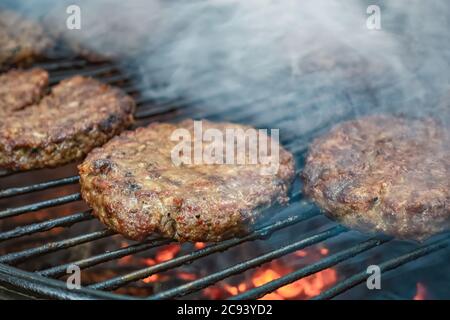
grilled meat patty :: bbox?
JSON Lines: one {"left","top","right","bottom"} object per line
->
{"left": 79, "top": 120, "right": 295, "bottom": 242}
{"left": 302, "top": 115, "right": 450, "bottom": 241}
{"left": 0, "top": 10, "right": 54, "bottom": 68}
{"left": 0, "top": 68, "right": 48, "bottom": 116}
{"left": 0, "top": 75, "right": 135, "bottom": 171}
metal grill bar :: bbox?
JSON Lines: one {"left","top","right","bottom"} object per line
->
{"left": 166, "top": 74, "right": 375, "bottom": 124}
{"left": 33, "top": 59, "right": 89, "bottom": 71}
{"left": 95, "top": 69, "right": 144, "bottom": 86}
{"left": 0, "top": 229, "right": 115, "bottom": 265}
{"left": 171, "top": 94, "right": 281, "bottom": 123}
{"left": 230, "top": 238, "right": 390, "bottom": 300}
{"left": 38, "top": 238, "right": 172, "bottom": 278}
{"left": 135, "top": 76, "right": 315, "bottom": 122}
{"left": 238, "top": 94, "right": 345, "bottom": 126}
{"left": 137, "top": 95, "right": 187, "bottom": 107}
{"left": 0, "top": 210, "right": 92, "bottom": 243}
{"left": 0, "top": 135, "right": 306, "bottom": 221}
{"left": 0, "top": 170, "right": 14, "bottom": 178}
{"left": 148, "top": 225, "right": 347, "bottom": 300}
{"left": 0, "top": 80, "right": 344, "bottom": 202}
{"left": 0, "top": 263, "right": 132, "bottom": 300}
{"left": 48, "top": 65, "right": 130, "bottom": 85}
{"left": 88, "top": 204, "right": 319, "bottom": 291}
{"left": 157, "top": 71, "right": 404, "bottom": 130}
{"left": 0, "top": 130, "right": 296, "bottom": 208}
{"left": 0, "top": 148, "right": 305, "bottom": 226}
{"left": 313, "top": 236, "right": 450, "bottom": 300}
{"left": 120, "top": 83, "right": 148, "bottom": 95}
{"left": 0, "top": 193, "right": 81, "bottom": 220}
{"left": 284, "top": 117, "right": 350, "bottom": 154}
{"left": 50, "top": 72, "right": 138, "bottom": 89}
{"left": 0, "top": 56, "right": 446, "bottom": 300}
{"left": 134, "top": 102, "right": 178, "bottom": 119}
{"left": 0, "top": 176, "right": 79, "bottom": 199}
{"left": 0, "top": 124, "right": 301, "bottom": 197}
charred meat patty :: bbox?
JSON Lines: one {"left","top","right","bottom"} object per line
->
{"left": 0, "top": 74, "right": 135, "bottom": 171}
{"left": 79, "top": 120, "right": 295, "bottom": 242}
{"left": 0, "top": 68, "right": 48, "bottom": 116}
{"left": 302, "top": 115, "right": 450, "bottom": 241}
{"left": 0, "top": 10, "right": 54, "bottom": 68}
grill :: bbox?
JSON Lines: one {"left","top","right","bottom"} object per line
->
{"left": 0, "top": 55, "right": 449, "bottom": 300}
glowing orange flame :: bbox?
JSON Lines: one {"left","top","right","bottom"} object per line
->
{"left": 252, "top": 268, "right": 280, "bottom": 287}
{"left": 142, "top": 274, "right": 159, "bottom": 283}
{"left": 295, "top": 250, "right": 308, "bottom": 257}
{"left": 116, "top": 245, "right": 183, "bottom": 286}
{"left": 117, "top": 255, "right": 133, "bottom": 266}
{"left": 238, "top": 283, "right": 247, "bottom": 292}
{"left": 156, "top": 244, "right": 181, "bottom": 263}
{"left": 203, "top": 287, "right": 223, "bottom": 300}
{"left": 413, "top": 282, "right": 427, "bottom": 300}
{"left": 224, "top": 283, "right": 239, "bottom": 296}
{"left": 253, "top": 266, "right": 337, "bottom": 300}
{"left": 178, "top": 272, "right": 197, "bottom": 281}
{"left": 195, "top": 242, "right": 206, "bottom": 249}
{"left": 143, "top": 258, "right": 156, "bottom": 266}
{"left": 203, "top": 246, "right": 338, "bottom": 300}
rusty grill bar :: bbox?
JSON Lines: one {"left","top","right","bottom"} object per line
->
{"left": 0, "top": 57, "right": 448, "bottom": 300}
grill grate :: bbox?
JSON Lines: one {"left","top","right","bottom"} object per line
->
{"left": 0, "top": 56, "right": 448, "bottom": 300}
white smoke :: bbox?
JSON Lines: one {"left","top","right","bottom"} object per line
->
{"left": 4, "top": 0, "right": 449, "bottom": 128}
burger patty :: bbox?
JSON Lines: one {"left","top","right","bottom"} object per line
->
{"left": 0, "top": 75, "right": 135, "bottom": 171}
{"left": 79, "top": 120, "right": 295, "bottom": 242}
{"left": 302, "top": 115, "right": 450, "bottom": 241}
{"left": 0, "top": 10, "right": 54, "bottom": 68}
{"left": 0, "top": 68, "right": 49, "bottom": 116}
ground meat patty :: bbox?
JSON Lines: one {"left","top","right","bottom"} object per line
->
{"left": 0, "top": 9, "right": 54, "bottom": 68}
{"left": 79, "top": 120, "right": 295, "bottom": 242}
{"left": 302, "top": 115, "right": 450, "bottom": 241}
{"left": 0, "top": 76, "right": 135, "bottom": 171}
{"left": 0, "top": 68, "right": 48, "bottom": 116}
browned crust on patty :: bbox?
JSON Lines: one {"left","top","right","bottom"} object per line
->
{"left": 0, "top": 10, "right": 54, "bottom": 68}
{"left": 302, "top": 115, "right": 450, "bottom": 241}
{"left": 79, "top": 120, "right": 296, "bottom": 242}
{"left": 0, "top": 68, "right": 49, "bottom": 116}
{"left": 0, "top": 76, "right": 135, "bottom": 171}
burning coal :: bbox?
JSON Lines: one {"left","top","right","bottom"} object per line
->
{"left": 202, "top": 246, "right": 338, "bottom": 300}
